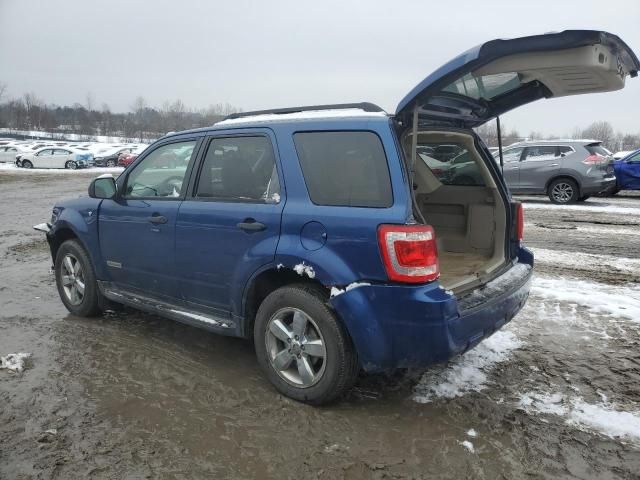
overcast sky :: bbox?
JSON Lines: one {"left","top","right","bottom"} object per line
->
{"left": 1, "top": 0, "right": 639, "bottom": 135}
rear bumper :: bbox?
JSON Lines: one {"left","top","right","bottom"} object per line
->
{"left": 330, "top": 248, "right": 533, "bottom": 372}
{"left": 582, "top": 175, "right": 617, "bottom": 195}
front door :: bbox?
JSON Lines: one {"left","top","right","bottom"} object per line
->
{"left": 98, "top": 139, "right": 199, "bottom": 300}
{"left": 176, "top": 133, "right": 284, "bottom": 315}
{"left": 519, "top": 145, "right": 562, "bottom": 193}
{"left": 617, "top": 151, "right": 640, "bottom": 189}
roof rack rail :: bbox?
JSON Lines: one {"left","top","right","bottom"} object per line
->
{"left": 223, "top": 102, "right": 385, "bottom": 120}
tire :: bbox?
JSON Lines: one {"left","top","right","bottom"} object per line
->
{"left": 578, "top": 195, "right": 590, "bottom": 202}
{"left": 54, "top": 240, "right": 102, "bottom": 317}
{"left": 548, "top": 178, "right": 579, "bottom": 204}
{"left": 22, "top": 160, "right": 32, "bottom": 169}
{"left": 254, "top": 284, "right": 359, "bottom": 405}
{"left": 106, "top": 159, "right": 116, "bottom": 167}
{"left": 65, "top": 161, "right": 78, "bottom": 170}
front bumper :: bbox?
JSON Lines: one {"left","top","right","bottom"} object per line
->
{"left": 330, "top": 251, "right": 533, "bottom": 372}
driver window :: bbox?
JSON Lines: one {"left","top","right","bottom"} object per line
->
{"left": 125, "top": 140, "right": 197, "bottom": 198}
{"left": 628, "top": 152, "right": 640, "bottom": 163}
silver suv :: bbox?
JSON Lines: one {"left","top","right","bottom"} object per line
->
{"left": 494, "top": 140, "right": 616, "bottom": 204}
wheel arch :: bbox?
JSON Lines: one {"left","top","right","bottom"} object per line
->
{"left": 241, "top": 266, "right": 328, "bottom": 338}
{"left": 545, "top": 174, "right": 582, "bottom": 193}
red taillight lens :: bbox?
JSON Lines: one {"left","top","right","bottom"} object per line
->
{"left": 378, "top": 224, "right": 439, "bottom": 283}
{"left": 515, "top": 202, "right": 524, "bottom": 241}
{"left": 582, "top": 154, "right": 601, "bottom": 165}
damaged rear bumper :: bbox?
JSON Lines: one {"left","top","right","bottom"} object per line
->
{"left": 330, "top": 251, "right": 533, "bottom": 372}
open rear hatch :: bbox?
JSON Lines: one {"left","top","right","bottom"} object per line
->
{"left": 396, "top": 30, "right": 639, "bottom": 128}
{"left": 395, "top": 30, "right": 638, "bottom": 293}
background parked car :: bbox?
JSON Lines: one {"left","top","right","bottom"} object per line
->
{"left": 495, "top": 140, "right": 616, "bottom": 204}
{"left": 94, "top": 146, "right": 137, "bottom": 167}
{"left": 118, "top": 145, "right": 148, "bottom": 167}
{"left": 611, "top": 148, "right": 640, "bottom": 193}
{"left": 0, "top": 145, "right": 26, "bottom": 163}
{"left": 19, "top": 147, "right": 94, "bottom": 169}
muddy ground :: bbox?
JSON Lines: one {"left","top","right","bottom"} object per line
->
{"left": 1, "top": 170, "right": 640, "bottom": 479}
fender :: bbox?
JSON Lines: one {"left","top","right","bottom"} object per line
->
{"left": 48, "top": 199, "right": 107, "bottom": 279}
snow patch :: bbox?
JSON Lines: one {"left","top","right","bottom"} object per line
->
{"left": 531, "top": 277, "right": 640, "bottom": 322}
{"left": 329, "top": 282, "right": 372, "bottom": 298}
{"left": 459, "top": 440, "right": 475, "bottom": 453}
{"left": 0, "top": 353, "right": 32, "bottom": 373}
{"left": 276, "top": 263, "right": 284, "bottom": 270}
{"left": 519, "top": 391, "right": 640, "bottom": 441}
{"left": 293, "top": 262, "right": 315, "bottom": 279}
{"left": 413, "top": 331, "right": 523, "bottom": 403}
{"left": 532, "top": 247, "right": 640, "bottom": 275}
{"left": 523, "top": 202, "right": 640, "bottom": 216}
{"left": 466, "top": 429, "right": 477, "bottom": 438}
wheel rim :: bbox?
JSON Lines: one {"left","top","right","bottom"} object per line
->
{"left": 60, "top": 253, "right": 85, "bottom": 306}
{"left": 67, "top": 161, "right": 77, "bottom": 170}
{"left": 107, "top": 160, "right": 115, "bottom": 167}
{"left": 23, "top": 161, "right": 31, "bottom": 168}
{"left": 265, "top": 308, "right": 327, "bottom": 388}
{"left": 551, "top": 182, "right": 574, "bottom": 203}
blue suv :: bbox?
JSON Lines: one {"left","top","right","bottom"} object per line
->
{"left": 36, "top": 30, "right": 638, "bottom": 404}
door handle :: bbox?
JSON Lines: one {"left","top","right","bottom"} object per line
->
{"left": 148, "top": 214, "right": 168, "bottom": 224}
{"left": 549, "top": 163, "right": 559, "bottom": 166}
{"left": 237, "top": 219, "right": 266, "bottom": 232}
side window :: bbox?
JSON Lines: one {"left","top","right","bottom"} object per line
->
{"left": 54, "top": 149, "right": 70, "bottom": 155}
{"left": 195, "top": 136, "right": 279, "bottom": 203}
{"left": 125, "top": 140, "right": 197, "bottom": 198}
{"left": 501, "top": 147, "right": 524, "bottom": 163}
{"left": 523, "top": 146, "right": 558, "bottom": 161}
{"left": 38, "top": 149, "right": 53, "bottom": 156}
{"left": 627, "top": 152, "right": 640, "bottom": 163}
{"left": 293, "top": 131, "right": 393, "bottom": 207}
{"left": 558, "top": 146, "right": 573, "bottom": 157}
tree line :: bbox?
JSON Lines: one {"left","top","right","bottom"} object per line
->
{"left": 0, "top": 81, "right": 638, "bottom": 151}
{"left": 475, "top": 120, "right": 640, "bottom": 153}
{"left": 0, "top": 82, "right": 240, "bottom": 142}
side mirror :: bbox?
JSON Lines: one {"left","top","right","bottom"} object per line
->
{"left": 88, "top": 176, "right": 117, "bottom": 199}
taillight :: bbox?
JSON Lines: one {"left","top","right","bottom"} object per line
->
{"left": 515, "top": 202, "right": 524, "bottom": 241}
{"left": 582, "top": 154, "right": 601, "bottom": 165}
{"left": 377, "top": 224, "right": 439, "bottom": 283}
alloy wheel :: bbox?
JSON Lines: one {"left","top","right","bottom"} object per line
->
{"left": 551, "top": 182, "right": 574, "bottom": 203}
{"left": 265, "top": 308, "right": 327, "bottom": 388}
{"left": 60, "top": 253, "right": 85, "bottom": 305}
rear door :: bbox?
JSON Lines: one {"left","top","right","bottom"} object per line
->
{"left": 519, "top": 145, "right": 562, "bottom": 192}
{"left": 396, "top": 30, "right": 639, "bottom": 127}
{"left": 98, "top": 138, "right": 200, "bottom": 300}
{"left": 175, "top": 131, "right": 284, "bottom": 315}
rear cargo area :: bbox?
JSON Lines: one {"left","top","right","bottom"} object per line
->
{"left": 403, "top": 130, "right": 508, "bottom": 292}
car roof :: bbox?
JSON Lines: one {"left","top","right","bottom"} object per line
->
{"left": 160, "top": 104, "right": 390, "bottom": 140}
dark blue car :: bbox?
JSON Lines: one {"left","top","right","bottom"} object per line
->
{"left": 35, "top": 30, "right": 639, "bottom": 404}
{"left": 613, "top": 149, "right": 640, "bottom": 192}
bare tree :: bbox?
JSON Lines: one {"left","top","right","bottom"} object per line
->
{"left": 0, "top": 82, "right": 7, "bottom": 103}
{"left": 582, "top": 121, "right": 615, "bottom": 149}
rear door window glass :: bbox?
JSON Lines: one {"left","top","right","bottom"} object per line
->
{"left": 558, "top": 146, "right": 573, "bottom": 156}
{"left": 416, "top": 142, "right": 486, "bottom": 187}
{"left": 293, "top": 131, "right": 392, "bottom": 207}
{"left": 195, "top": 136, "right": 280, "bottom": 203}
{"left": 523, "top": 146, "right": 558, "bottom": 161}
